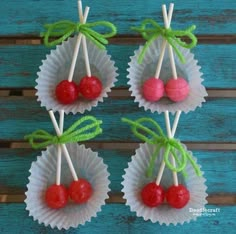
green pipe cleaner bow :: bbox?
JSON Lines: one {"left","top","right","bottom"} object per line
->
{"left": 24, "top": 116, "right": 102, "bottom": 149}
{"left": 131, "top": 19, "right": 197, "bottom": 64}
{"left": 122, "top": 117, "right": 201, "bottom": 178}
{"left": 41, "top": 20, "right": 117, "bottom": 49}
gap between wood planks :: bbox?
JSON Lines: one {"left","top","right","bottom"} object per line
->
{"left": 1, "top": 89, "right": 236, "bottom": 98}
{"left": 0, "top": 35, "right": 235, "bottom": 45}
{"left": 0, "top": 192, "right": 235, "bottom": 205}
{"left": 1, "top": 141, "right": 236, "bottom": 151}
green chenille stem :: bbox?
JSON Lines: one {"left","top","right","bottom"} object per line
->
{"left": 131, "top": 18, "right": 197, "bottom": 63}
{"left": 41, "top": 20, "right": 117, "bottom": 48}
{"left": 122, "top": 117, "right": 201, "bottom": 177}
{"left": 24, "top": 116, "right": 103, "bottom": 149}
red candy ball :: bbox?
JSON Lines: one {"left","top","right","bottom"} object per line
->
{"left": 141, "top": 182, "right": 165, "bottom": 207}
{"left": 166, "top": 184, "right": 190, "bottom": 209}
{"left": 55, "top": 80, "right": 78, "bottom": 104}
{"left": 165, "top": 77, "right": 189, "bottom": 102}
{"left": 69, "top": 179, "right": 93, "bottom": 204}
{"left": 45, "top": 184, "right": 68, "bottom": 209}
{"left": 78, "top": 76, "right": 102, "bottom": 100}
{"left": 142, "top": 78, "right": 164, "bottom": 102}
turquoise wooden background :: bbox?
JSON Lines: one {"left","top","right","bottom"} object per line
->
{"left": 0, "top": 0, "right": 235, "bottom": 233}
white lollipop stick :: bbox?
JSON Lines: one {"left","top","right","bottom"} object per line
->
{"left": 78, "top": 0, "right": 92, "bottom": 77}
{"left": 164, "top": 111, "right": 178, "bottom": 186}
{"left": 162, "top": 4, "right": 178, "bottom": 79}
{"left": 49, "top": 111, "right": 78, "bottom": 181}
{"left": 68, "top": 6, "right": 90, "bottom": 82}
{"left": 155, "top": 110, "right": 181, "bottom": 185}
{"left": 163, "top": 4, "right": 179, "bottom": 185}
{"left": 154, "top": 3, "right": 174, "bottom": 78}
{"left": 56, "top": 110, "right": 64, "bottom": 185}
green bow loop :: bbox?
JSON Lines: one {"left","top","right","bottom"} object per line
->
{"left": 41, "top": 20, "right": 117, "bottom": 49}
{"left": 131, "top": 18, "right": 197, "bottom": 64}
{"left": 122, "top": 117, "right": 201, "bottom": 178}
{"left": 24, "top": 116, "right": 103, "bottom": 149}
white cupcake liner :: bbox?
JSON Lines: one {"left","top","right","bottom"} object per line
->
{"left": 25, "top": 143, "right": 110, "bottom": 230}
{"left": 127, "top": 37, "right": 208, "bottom": 114}
{"left": 122, "top": 143, "right": 208, "bottom": 225}
{"left": 36, "top": 36, "right": 118, "bottom": 114}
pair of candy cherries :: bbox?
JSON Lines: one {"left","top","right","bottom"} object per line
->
{"left": 55, "top": 76, "right": 102, "bottom": 104}
{"left": 142, "top": 77, "right": 189, "bottom": 102}
{"left": 141, "top": 182, "right": 190, "bottom": 209}
{"left": 45, "top": 178, "right": 92, "bottom": 209}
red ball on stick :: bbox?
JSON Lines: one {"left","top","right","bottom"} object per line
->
{"left": 78, "top": 76, "right": 103, "bottom": 100}
{"left": 69, "top": 179, "right": 93, "bottom": 204}
{"left": 166, "top": 184, "right": 190, "bottom": 209}
{"left": 55, "top": 80, "right": 78, "bottom": 104}
{"left": 45, "top": 184, "right": 68, "bottom": 209}
{"left": 141, "top": 182, "right": 165, "bottom": 207}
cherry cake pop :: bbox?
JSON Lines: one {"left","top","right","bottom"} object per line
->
{"left": 165, "top": 77, "right": 189, "bottom": 102}
{"left": 45, "top": 184, "right": 69, "bottom": 209}
{"left": 142, "top": 78, "right": 164, "bottom": 102}
{"left": 79, "top": 76, "right": 103, "bottom": 100}
{"left": 55, "top": 80, "right": 78, "bottom": 104}
{"left": 166, "top": 184, "right": 190, "bottom": 209}
{"left": 69, "top": 178, "right": 93, "bottom": 204}
{"left": 141, "top": 182, "right": 165, "bottom": 207}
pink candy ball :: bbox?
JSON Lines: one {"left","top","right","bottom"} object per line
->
{"left": 142, "top": 78, "right": 164, "bottom": 102}
{"left": 165, "top": 77, "right": 189, "bottom": 102}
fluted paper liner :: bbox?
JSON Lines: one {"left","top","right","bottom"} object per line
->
{"left": 25, "top": 143, "right": 110, "bottom": 230}
{"left": 122, "top": 143, "right": 208, "bottom": 225}
{"left": 36, "top": 36, "right": 118, "bottom": 114}
{"left": 127, "top": 37, "right": 208, "bottom": 114}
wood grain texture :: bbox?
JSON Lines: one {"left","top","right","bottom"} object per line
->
{"left": 0, "top": 97, "right": 235, "bottom": 142}
{"left": 0, "top": 204, "right": 234, "bottom": 234}
{"left": 0, "top": 149, "right": 235, "bottom": 194}
{"left": 0, "top": 44, "right": 235, "bottom": 88}
{"left": 0, "top": 0, "right": 235, "bottom": 36}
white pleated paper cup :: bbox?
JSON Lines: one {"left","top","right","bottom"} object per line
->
{"left": 127, "top": 37, "right": 208, "bottom": 114}
{"left": 36, "top": 36, "right": 118, "bottom": 114}
{"left": 25, "top": 143, "right": 110, "bottom": 230}
{"left": 122, "top": 143, "right": 208, "bottom": 225}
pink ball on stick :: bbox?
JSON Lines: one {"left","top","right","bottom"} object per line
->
{"left": 165, "top": 77, "right": 189, "bottom": 102}
{"left": 142, "top": 78, "right": 164, "bottom": 102}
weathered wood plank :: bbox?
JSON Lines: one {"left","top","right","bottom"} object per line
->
{"left": 0, "top": 149, "right": 235, "bottom": 194}
{"left": 0, "top": 204, "right": 234, "bottom": 233}
{"left": 0, "top": 0, "right": 235, "bottom": 36}
{"left": 0, "top": 44, "right": 235, "bottom": 88}
{"left": 0, "top": 97, "right": 235, "bottom": 142}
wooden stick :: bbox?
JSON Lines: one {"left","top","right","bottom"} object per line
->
{"left": 49, "top": 111, "right": 78, "bottom": 181}
{"left": 78, "top": 0, "right": 92, "bottom": 77}
{"left": 154, "top": 3, "right": 174, "bottom": 79}
{"left": 67, "top": 6, "right": 90, "bottom": 82}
